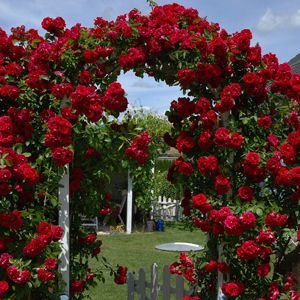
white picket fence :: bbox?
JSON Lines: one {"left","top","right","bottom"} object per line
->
{"left": 127, "top": 263, "right": 190, "bottom": 300}
{"left": 151, "top": 197, "right": 181, "bottom": 221}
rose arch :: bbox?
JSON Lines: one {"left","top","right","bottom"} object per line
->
{"left": 0, "top": 3, "right": 299, "bottom": 300}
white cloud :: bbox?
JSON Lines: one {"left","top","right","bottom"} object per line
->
{"left": 257, "top": 8, "right": 300, "bottom": 33}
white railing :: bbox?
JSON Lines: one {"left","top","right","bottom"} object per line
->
{"left": 151, "top": 197, "right": 181, "bottom": 221}
{"left": 81, "top": 216, "right": 99, "bottom": 232}
{"left": 127, "top": 263, "right": 190, "bottom": 300}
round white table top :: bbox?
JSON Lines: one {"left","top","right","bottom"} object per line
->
{"left": 155, "top": 242, "right": 204, "bottom": 252}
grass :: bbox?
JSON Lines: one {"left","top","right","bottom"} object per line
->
{"left": 85, "top": 223, "right": 205, "bottom": 300}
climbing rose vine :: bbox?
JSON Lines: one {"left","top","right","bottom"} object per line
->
{"left": 0, "top": 3, "right": 299, "bottom": 299}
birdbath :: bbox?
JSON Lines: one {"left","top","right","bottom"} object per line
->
{"left": 155, "top": 242, "right": 204, "bottom": 252}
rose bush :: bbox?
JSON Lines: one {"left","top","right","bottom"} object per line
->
{"left": 0, "top": 2, "right": 299, "bottom": 299}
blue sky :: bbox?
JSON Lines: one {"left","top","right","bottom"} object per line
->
{"left": 0, "top": 0, "right": 300, "bottom": 113}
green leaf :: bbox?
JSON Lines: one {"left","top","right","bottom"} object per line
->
{"left": 256, "top": 208, "right": 263, "bottom": 216}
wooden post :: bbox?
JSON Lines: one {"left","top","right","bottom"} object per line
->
{"left": 126, "top": 169, "right": 133, "bottom": 234}
{"left": 162, "top": 265, "right": 170, "bottom": 300}
{"left": 175, "top": 276, "right": 184, "bottom": 300}
{"left": 138, "top": 268, "right": 146, "bottom": 300}
{"left": 127, "top": 272, "right": 135, "bottom": 300}
{"left": 58, "top": 166, "right": 70, "bottom": 296}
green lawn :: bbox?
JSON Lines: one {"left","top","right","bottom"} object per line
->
{"left": 85, "top": 223, "right": 205, "bottom": 300}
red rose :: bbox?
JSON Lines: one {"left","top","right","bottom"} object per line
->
{"left": 0, "top": 253, "right": 13, "bottom": 268}
{"left": 198, "top": 130, "right": 212, "bottom": 151}
{"left": 193, "top": 217, "right": 211, "bottom": 232}
{"left": 258, "top": 115, "right": 272, "bottom": 129}
{"left": 51, "top": 147, "right": 74, "bottom": 166}
{"left": 0, "top": 168, "right": 12, "bottom": 182}
{"left": 71, "top": 280, "right": 86, "bottom": 295}
{"left": 222, "top": 282, "right": 245, "bottom": 297}
{"left": 266, "top": 153, "right": 281, "bottom": 175}
{"left": 224, "top": 215, "right": 243, "bottom": 235}
{"left": 83, "top": 49, "right": 99, "bottom": 63}
{"left": 37, "top": 268, "right": 55, "bottom": 282}
{"left": 100, "top": 206, "right": 112, "bottom": 216}
{"left": 61, "top": 107, "right": 78, "bottom": 122}
{"left": 51, "top": 83, "right": 73, "bottom": 99}
{"left": 240, "top": 211, "right": 256, "bottom": 230}
{"left": 0, "top": 85, "right": 20, "bottom": 100}
{"left": 37, "top": 221, "right": 52, "bottom": 238}
{"left": 268, "top": 282, "right": 280, "bottom": 300}
{"left": 7, "top": 266, "right": 31, "bottom": 284}
{"left": 238, "top": 186, "right": 254, "bottom": 201}
{"left": 92, "top": 245, "right": 102, "bottom": 257}
{"left": 228, "top": 132, "right": 244, "bottom": 149}
{"left": 0, "top": 210, "right": 23, "bottom": 230}
{"left": 176, "top": 131, "right": 195, "bottom": 153}
{"left": 280, "top": 143, "right": 296, "bottom": 165}
{"left": 257, "top": 263, "right": 271, "bottom": 277}
{"left": 204, "top": 260, "right": 218, "bottom": 272}
{"left": 23, "top": 235, "right": 49, "bottom": 257}
{"left": 178, "top": 68, "right": 196, "bottom": 88}
{"left": 15, "top": 163, "right": 39, "bottom": 185}
{"left": 183, "top": 295, "right": 201, "bottom": 300}
{"left": 0, "top": 183, "right": 10, "bottom": 196}
{"left": 197, "top": 156, "right": 219, "bottom": 175}
{"left": 218, "top": 262, "right": 230, "bottom": 274}
{"left": 172, "top": 97, "right": 195, "bottom": 118}
{"left": 267, "top": 134, "right": 279, "bottom": 148}
{"left": 79, "top": 70, "right": 93, "bottom": 84}
{"left": 214, "top": 127, "right": 230, "bottom": 147}
{"left": 44, "top": 258, "right": 57, "bottom": 270}
{"left": 114, "top": 266, "right": 128, "bottom": 285}
{"left": 81, "top": 233, "right": 97, "bottom": 245}
{"left": 0, "top": 238, "right": 5, "bottom": 252}
{"left": 86, "top": 269, "right": 95, "bottom": 282}
{"left": 51, "top": 225, "right": 63, "bottom": 241}
{"left": 237, "top": 240, "right": 261, "bottom": 260}
{"left": 288, "top": 130, "right": 300, "bottom": 150}
{"left": 71, "top": 85, "right": 103, "bottom": 122}
{"left": 214, "top": 175, "right": 230, "bottom": 195}
{"left": 192, "top": 193, "right": 212, "bottom": 213}
{"left": 85, "top": 147, "right": 95, "bottom": 158}
{"left": 101, "top": 82, "right": 128, "bottom": 112}
{"left": 215, "top": 206, "right": 232, "bottom": 222}
{"left": 0, "top": 281, "right": 9, "bottom": 298}
{"left": 201, "top": 110, "right": 217, "bottom": 130}
{"left": 212, "top": 223, "right": 224, "bottom": 235}
{"left": 265, "top": 212, "right": 288, "bottom": 228}
{"left": 177, "top": 160, "right": 194, "bottom": 175}
{"left": 244, "top": 152, "right": 260, "bottom": 166}
{"left": 41, "top": 17, "right": 65, "bottom": 34}
{"left": 47, "top": 115, "right": 72, "bottom": 137}
{"left": 125, "top": 131, "right": 150, "bottom": 165}
{"left": 118, "top": 47, "right": 145, "bottom": 71}
{"left": 256, "top": 229, "right": 276, "bottom": 244}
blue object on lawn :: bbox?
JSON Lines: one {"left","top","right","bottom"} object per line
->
{"left": 156, "top": 219, "right": 164, "bottom": 231}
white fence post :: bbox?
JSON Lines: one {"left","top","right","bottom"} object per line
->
{"left": 126, "top": 169, "right": 133, "bottom": 234}
{"left": 58, "top": 165, "right": 70, "bottom": 296}
{"left": 150, "top": 264, "right": 158, "bottom": 300}
{"left": 127, "top": 263, "right": 191, "bottom": 300}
